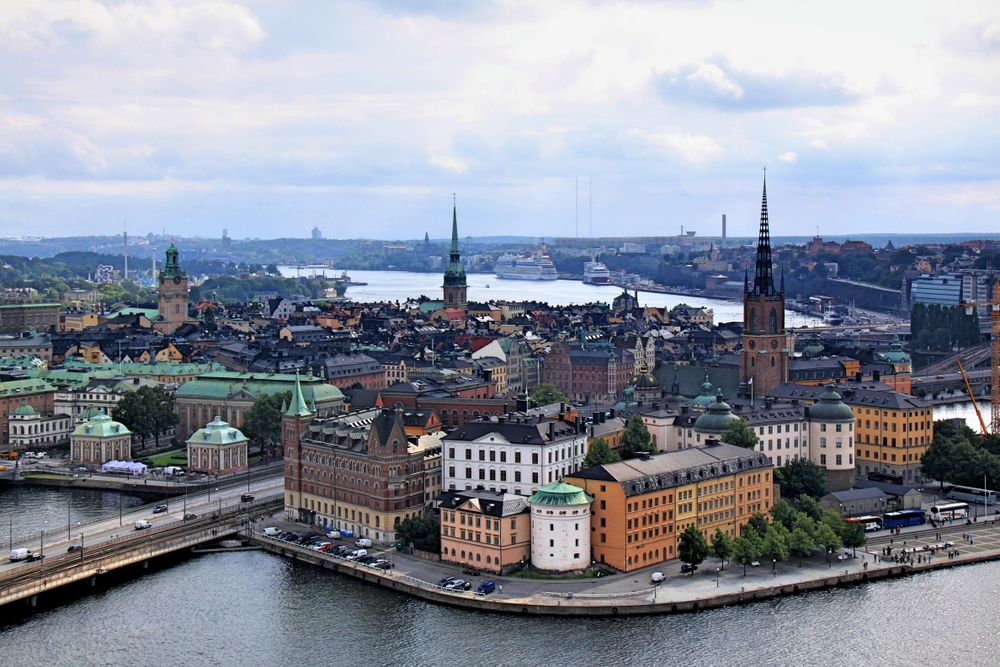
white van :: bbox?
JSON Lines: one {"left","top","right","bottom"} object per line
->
{"left": 346, "top": 549, "right": 367, "bottom": 560}
{"left": 355, "top": 538, "right": 372, "bottom": 548}
{"left": 134, "top": 520, "right": 151, "bottom": 530}
{"left": 9, "top": 548, "right": 28, "bottom": 561}
{"left": 263, "top": 527, "right": 281, "bottom": 536}
{"left": 327, "top": 530, "right": 341, "bottom": 539}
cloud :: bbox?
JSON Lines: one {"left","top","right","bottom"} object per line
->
{"left": 627, "top": 129, "right": 722, "bottom": 164}
{"left": 778, "top": 152, "right": 797, "bottom": 163}
{"left": 654, "top": 56, "right": 861, "bottom": 111}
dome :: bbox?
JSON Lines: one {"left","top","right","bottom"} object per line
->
{"left": 880, "top": 334, "right": 910, "bottom": 365}
{"left": 693, "top": 390, "right": 738, "bottom": 434}
{"left": 631, "top": 364, "right": 659, "bottom": 390}
{"left": 13, "top": 399, "right": 36, "bottom": 416}
{"left": 528, "top": 482, "right": 593, "bottom": 507}
{"left": 80, "top": 404, "right": 104, "bottom": 420}
{"left": 689, "top": 374, "right": 716, "bottom": 409}
{"left": 808, "top": 384, "right": 855, "bottom": 422}
{"left": 802, "top": 331, "right": 825, "bottom": 358}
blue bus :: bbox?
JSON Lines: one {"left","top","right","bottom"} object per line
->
{"left": 882, "top": 509, "right": 926, "bottom": 529}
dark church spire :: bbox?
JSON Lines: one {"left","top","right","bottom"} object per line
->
{"left": 752, "top": 169, "right": 775, "bottom": 297}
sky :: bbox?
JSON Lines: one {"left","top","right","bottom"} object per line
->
{"left": 1, "top": 0, "right": 999, "bottom": 242}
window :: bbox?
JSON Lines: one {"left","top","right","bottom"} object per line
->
{"left": 465, "top": 449, "right": 472, "bottom": 460}
{"left": 479, "top": 450, "right": 486, "bottom": 461}
{"left": 465, "top": 467, "right": 472, "bottom": 479}
{"left": 820, "top": 454, "right": 827, "bottom": 465}
{"left": 532, "top": 453, "right": 539, "bottom": 464}
{"left": 515, "top": 452, "right": 521, "bottom": 463}
{"left": 820, "top": 424, "right": 827, "bottom": 432}
{"left": 532, "top": 472, "right": 539, "bottom": 484}
{"left": 836, "top": 455, "right": 843, "bottom": 465}
{"left": 820, "top": 437, "right": 827, "bottom": 448}
{"left": 500, "top": 451, "right": 506, "bottom": 463}
{"left": 514, "top": 471, "right": 521, "bottom": 482}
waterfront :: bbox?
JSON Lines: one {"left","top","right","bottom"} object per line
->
{"left": 278, "top": 267, "right": 824, "bottom": 326}
{"left": 2, "top": 546, "right": 999, "bottom": 666}
{"left": 0, "top": 486, "right": 145, "bottom": 548}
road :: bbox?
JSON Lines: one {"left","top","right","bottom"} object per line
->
{"left": 1, "top": 472, "right": 284, "bottom": 573}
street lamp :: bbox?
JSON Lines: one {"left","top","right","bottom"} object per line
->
{"left": 79, "top": 532, "right": 85, "bottom": 563}
{"left": 772, "top": 559, "right": 776, "bottom": 577}
{"left": 716, "top": 566, "right": 721, "bottom": 587}
{"left": 216, "top": 489, "right": 221, "bottom": 515}
{"left": 67, "top": 495, "right": 72, "bottom": 540}
{"left": 828, "top": 548, "right": 832, "bottom": 568}
{"left": 119, "top": 484, "right": 124, "bottom": 526}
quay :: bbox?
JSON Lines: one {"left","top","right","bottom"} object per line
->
{"left": 254, "top": 519, "right": 1000, "bottom": 617}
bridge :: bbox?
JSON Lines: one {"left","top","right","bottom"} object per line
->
{"left": 0, "top": 473, "right": 284, "bottom": 610}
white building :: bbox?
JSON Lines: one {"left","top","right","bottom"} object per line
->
{"left": 442, "top": 417, "right": 589, "bottom": 497}
{"left": 8, "top": 399, "right": 73, "bottom": 450}
{"left": 528, "top": 482, "right": 593, "bottom": 572}
{"left": 806, "top": 385, "right": 857, "bottom": 491}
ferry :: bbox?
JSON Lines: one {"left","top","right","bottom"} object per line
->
{"left": 583, "top": 261, "right": 611, "bottom": 285}
{"left": 495, "top": 254, "right": 558, "bottom": 281}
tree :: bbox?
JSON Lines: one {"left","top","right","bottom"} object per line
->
{"left": 788, "top": 528, "right": 815, "bottom": 567}
{"left": 746, "top": 512, "right": 770, "bottom": 538}
{"left": 678, "top": 525, "right": 710, "bottom": 570}
{"left": 774, "top": 459, "right": 828, "bottom": 500}
{"left": 529, "top": 382, "right": 566, "bottom": 406}
{"left": 396, "top": 516, "right": 440, "bottom": 553}
{"left": 143, "top": 385, "right": 179, "bottom": 441}
{"left": 711, "top": 527, "right": 733, "bottom": 569}
{"left": 841, "top": 521, "right": 868, "bottom": 557}
{"left": 793, "top": 494, "right": 824, "bottom": 522}
{"left": 203, "top": 306, "right": 216, "bottom": 326}
{"left": 241, "top": 391, "right": 292, "bottom": 459}
{"left": 619, "top": 415, "right": 656, "bottom": 459}
{"left": 814, "top": 522, "right": 842, "bottom": 559}
{"left": 111, "top": 385, "right": 178, "bottom": 447}
{"left": 762, "top": 524, "right": 789, "bottom": 564}
{"left": 732, "top": 531, "right": 763, "bottom": 576}
{"left": 769, "top": 499, "right": 797, "bottom": 531}
{"left": 721, "top": 418, "right": 759, "bottom": 449}
{"left": 583, "top": 437, "right": 621, "bottom": 468}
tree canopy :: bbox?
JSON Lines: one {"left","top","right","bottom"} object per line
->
{"left": 583, "top": 437, "right": 621, "bottom": 469}
{"left": 710, "top": 527, "right": 733, "bottom": 569}
{"left": 111, "top": 385, "right": 178, "bottom": 446}
{"left": 774, "top": 459, "right": 828, "bottom": 500}
{"left": 678, "top": 525, "right": 710, "bottom": 568}
{"left": 922, "top": 420, "right": 1000, "bottom": 490}
{"left": 396, "top": 516, "right": 440, "bottom": 553}
{"left": 241, "top": 391, "right": 292, "bottom": 457}
{"left": 619, "top": 415, "right": 656, "bottom": 459}
{"left": 720, "top": 418, "right": 759, "bottom": 449}
{"left": 528, "top": 382, "right": 566, "bottom": 407}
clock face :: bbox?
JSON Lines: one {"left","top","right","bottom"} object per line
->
{"left": 748, "top": 339, "right": 756, "bottom": 350}
{"left": 771, "top": 339, "right": 779, "bottom": 349}
{"left": 173, "top": 276, "right": 181, "bottom": 284}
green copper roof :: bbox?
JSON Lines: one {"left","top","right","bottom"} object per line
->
{"left": 528, "top": 482, "right": 593, "bottom": 507}
{"left": 0, "top": 379, "right": 55, "bottom": 397}
{"left": 160, "top": 242, "right": 186, "bottom": 280}
{"left": 808, "top": 384, "right": 854, "bottom": 422}
{"left": 689, "top": 374, "right": 716, "bottom": 409}
{"left": 443, "top": 201, "right": 467, "bottom": 288}
{"left": 72, "top": 413, "right": 131, "bottom": 438}
{"left": 186, "top": 416, "right": 247, "bottom": 445}
{"left": 880, "top": 334, "right": 910, "bottom": 364}
{"left": 285, "top": 371, "right": 314, "bottom": 418}
{"left": 693, "top": 390, "right": 738, "bottom": 434}
{"left": 13, "top": 400, "right": 36, "bottom": 416}
{"left": 173, "top": 372, "right": 343, "bottom": 403}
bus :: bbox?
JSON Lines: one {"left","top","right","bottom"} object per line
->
{"left": 845, "top": 515, "right": 884, "bottom": 532}
{"left": 945, "top": 485, "right": 997, "bottom": 506}
{"left": 882, "top": 509, "right": 926, "bottom": 529}
{"left": 868, "top": 471, "right": 904, "bottom": 485}
{"left": 929, "top": 502, "right": 969, "bottom": 522}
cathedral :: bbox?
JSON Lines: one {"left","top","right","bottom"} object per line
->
{"left": 740, "top": 174, "right": 791, "bottom": 395}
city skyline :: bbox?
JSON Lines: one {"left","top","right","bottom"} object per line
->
{"left": 1, "top": 1, "right": 998, "bottom": 239}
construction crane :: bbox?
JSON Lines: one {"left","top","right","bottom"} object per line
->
{"left": 962, "top": 276, "right": 1000, "bottom": 434}
{"left": 957, "top": 359, "right": 988, "bottom": 437}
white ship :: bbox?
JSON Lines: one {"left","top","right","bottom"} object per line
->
{"left": 495, "top": 254, "right": 558, "bottom": 281}
{"left": 583, "top": 261, "right": 611, "bottom": 285}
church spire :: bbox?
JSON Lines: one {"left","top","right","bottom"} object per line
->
{"left": 449, "top": 194, "right": 460, "bottom": 263}
{"left": 753, "top": 169, "right": 775, "bottom": 297}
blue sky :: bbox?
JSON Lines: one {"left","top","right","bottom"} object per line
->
{"left": 1, "top": 0, "right": 999, "bottom": 241}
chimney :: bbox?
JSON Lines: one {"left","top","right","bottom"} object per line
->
{"left": 721, "top": 214, "right": 727, "bottom": 247}
{"left": 706, "top": 437, "right": 721, "bottom": 447}
{"left": 609, "top": 408, "right": 616, "bottom": 419}
{"left": 548, "top": 421, "right": 555, "bottom": 440}
{"left": 635, "top": 451, "right": 651, "bottom": 461}
{"left": 497, "top": 415, "right": 506, "bottom": 425}
{"left": 764, "top": 399, "right": 772, "bottom": 409}
{"left": 856, "top": 371, "right": 863, "bottom": 383}
{"left": 873, "top": 370, "right": 881, "bottom": 382}
{"left": 560, "top": 402, "right": 565, "bottom": 414}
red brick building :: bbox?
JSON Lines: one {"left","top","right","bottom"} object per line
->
{"left": 542, "top": 344, "right": 634, "bottom": 404}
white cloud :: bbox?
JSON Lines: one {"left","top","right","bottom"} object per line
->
{"left": 778, "top": 152, "right": 797, "bottom": 163}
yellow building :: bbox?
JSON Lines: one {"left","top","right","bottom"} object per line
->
{"left": 566, "top": 442, "right": 773, "bottom": 572}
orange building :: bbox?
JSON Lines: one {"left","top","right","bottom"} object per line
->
{"left": 439, "top": 489, "right": 531, "bottom": 574}
{"left": 566, "top": 442, "right": 773, "bottom": 572}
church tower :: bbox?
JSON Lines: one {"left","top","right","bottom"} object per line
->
{"left": 740, "top": 172, "right": 789, "bottom": 395}
{"left": 442, "top": 198, "right": 468, "bottom": 308}
{"left": 156, "top": 243, "right": 188, "bottom": 335}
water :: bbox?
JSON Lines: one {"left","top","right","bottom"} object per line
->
{"left": 2, "top": 548, "right": 999, "bottom": 665}
{"left": 278, "top": 267, "right": 823, "bottom": 327}
{"left": 0, "top": 485, "right": 145, "bottom": 548}
{"left": 935, "top": 400, "right": 993, "bottom": 433}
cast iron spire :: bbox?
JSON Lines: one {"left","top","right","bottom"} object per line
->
{"left": 449, "top": 194, "right": 460, "bottom": 263}
{"left": 753, "top": 169, "right": 775, "bottom": 297}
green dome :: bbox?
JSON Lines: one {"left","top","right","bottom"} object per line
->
{"left": 689, "top": 374, "right": 716, "bottom": 409}
{"left": 13, "top": 400, "right": 36, "bottom": 416}
{"left": 80, "top": 405, "right": 103, "bottom": 420}
{"left": 693, "top": 390, "right": 737, "bottom": 434}
{"left": 880, "top": 335, "right": 910, "bottom": 364}
{"left": 72, "top": 412, "right": 131, "bottom": 438}
{"left": 808, "top": 384, "right": 855, "bottom": 422}
{"left": 802, "top": 331, "right": 825, "bottom": 358}
{"left": 528, "top": 482, "right": 593, "bottom": 506}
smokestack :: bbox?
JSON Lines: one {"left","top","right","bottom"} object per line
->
{"left": 722, "top": 214, "right": 727, "bottom": 247}
{"left": 123, "top": 227, "right": 128, "bottom": 282}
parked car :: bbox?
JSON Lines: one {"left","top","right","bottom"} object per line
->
{"left": 327, "top": 530, "right": 341, "bottom": 539}
{"left": 152, "top": 504, "right": 168, "bottom": 514}
{"left": 9, "top": 548, "right": 29, "bottom": 561}
{"left": 476, "top": 581, "right": 496, "bottom": 595}
{"left": 67, "top": 545, "right": 84, "bottom": 553}
{"left": 26, "top": 552, "right": 44, "bottom": 562}
{"left": 462, "top": 566, "right": 481, "bottom": 576}
{"left": 436, "top": 577, "right": 458, "bottom": 588}
{"left": 134, "top": 520, "right": 152, "bottom": 530}
{"left": 355, "top": 538, "right": 372, "bottom": 548}
{"left": 651, "top": 572, "right": 665, "bottom": 583}
{"left": 445, "top": 579, "right": 471, "bottom": 591}
{"left": 263, "top": 527, "right": 280, "bottom": 536}
{"left": 680, "top": 563, "right": 698, "bottom": 574}
{"left": 240, "top": 494, "right": 254, "bottom": 502}
{"left": 346, "top": 549, "right": 368, "bottom": 560}
{"left": 183, "top": 513, "right": 198, "bottom": 521}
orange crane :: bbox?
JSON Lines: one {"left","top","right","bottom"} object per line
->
{"left": 957, "top": 359, "right": 988, "bottom": 437}
{"left": 962, "top": 276, "right": 1000, "bottom": 435}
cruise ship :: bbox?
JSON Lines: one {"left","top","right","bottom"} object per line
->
{"left": 583, "top": 260, "right": 611, "bottom": 285}
{"left": 494, "top": 254, "right": 558, "bottom": 281}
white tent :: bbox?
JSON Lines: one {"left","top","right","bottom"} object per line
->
{"left": 101, "top": 460, "right": 147, "bottom": 475}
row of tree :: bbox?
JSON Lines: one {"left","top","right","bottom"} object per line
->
{"left": 111, "top": 386, "right": 179, "bottom": 446}
{"left": 910, "top": 302, "right": 981, "bottom": 353}
{"left": 921, "top": 420, "right": 1000, "bottom": 490}
{"left": 677, "top": 495, "right": 867, "bottom": 575}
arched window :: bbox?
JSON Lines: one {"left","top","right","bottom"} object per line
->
{"left": 771, "top": 357, "right": 775, "bottom": 367}
{"left": 749, "top": 308, "right": 757, "bottom": 333}
{"left": 769, "top": 308, "right": 778, "bottom": 334}
{"left": 448, "top": 294, "right": 454, "bottom": 303}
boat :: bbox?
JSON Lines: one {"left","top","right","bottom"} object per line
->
{"left": 823, "top": 308, "right": 844, "bottom": 326}
{"left": 583, "top": 260, "right": 611, "bottom": 285}
{"left": 495, "top": 254, "right": 558, "bottom": 281}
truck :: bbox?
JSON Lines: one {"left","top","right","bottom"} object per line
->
{"left": 162, "top": 466, "right": 184, "bottom": 476}
{"left": 134, "top": 519, "right": 152, "bottom": 530}
{"left": 9, "top": 548, "right": 28, "bottom": 561}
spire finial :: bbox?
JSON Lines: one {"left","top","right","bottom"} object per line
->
{"left": 752, "top": 170, "right": 774, "bottom": 297}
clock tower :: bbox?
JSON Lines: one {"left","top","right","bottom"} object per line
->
{"left": 156, "top": 243, "right": 188, "bottom": 335}
{"left": 740, "top": 173, "right": 790, "bottom": 396}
